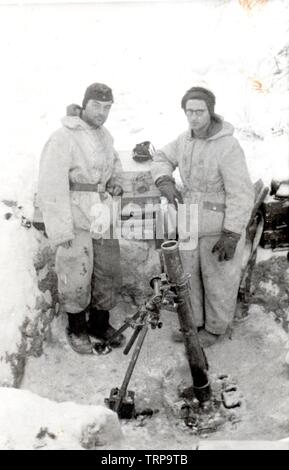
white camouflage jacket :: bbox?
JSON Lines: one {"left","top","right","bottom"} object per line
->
{"left": 37, "top": 116, "right": 123, "bottom": 245}
{"left": 151, "top": 119, "right": 254, "bottom": 236}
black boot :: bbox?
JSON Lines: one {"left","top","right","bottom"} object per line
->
{"left": 87, "top": 309, "right": 125, "bottom": 347}
{"left": 66, "top": 311, "right": 93, "bottom": 354}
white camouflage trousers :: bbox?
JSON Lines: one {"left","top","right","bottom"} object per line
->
{"left": 180, "top": 233, "right": 246, "bottom": 335}
{"left": 55, "top": 230, "right": 122, "bottom": 314}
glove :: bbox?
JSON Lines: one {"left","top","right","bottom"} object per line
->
{"left": 106, "top": 182, "right": 124, "bottom": 197}
{"left": 155, "top": 176, "right": 183, "bottom": 209}
{"left": 212, "top": 229, "right": 241, "bottom": 261}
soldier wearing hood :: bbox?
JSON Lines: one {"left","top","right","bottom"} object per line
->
{"left": 151, "top": 86, "right": 254, "bottom": 347}
{"left": 38, "top": 83, "right": 125, "bottom": 354}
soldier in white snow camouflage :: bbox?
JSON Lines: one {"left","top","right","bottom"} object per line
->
{"left": 151, "top": 86, "right": 254, "bottom": 347}
{"left": 38, "top": 83, "right": 125, "bottom": 354}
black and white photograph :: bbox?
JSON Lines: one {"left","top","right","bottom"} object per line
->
{"left": 0, "top": 0, "right": 289, "bottom": 452}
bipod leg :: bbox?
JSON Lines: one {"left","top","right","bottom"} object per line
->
{"left": 93, "top": 309, "right": 141, "bottom": 354}
{"left": 123, "top": 308, "right": 148, "bottom": 355}
{"left": 123, "top": 325, "right": 142, "bottom": 355}
{"left": 114, "top": 324, "right": 149, "bottom": 417}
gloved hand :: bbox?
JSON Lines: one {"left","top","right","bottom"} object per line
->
{"left": 155, "top": 176, "right": 184, "bottom": 209}
{"left": 212, "top": 229, "right": 241, "bottom": 261}
{"left": 106, "top": 182, "right": 124, "bottom": 197}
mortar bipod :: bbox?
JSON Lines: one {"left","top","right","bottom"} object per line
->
{"left": 93, "top": 276, "right": 165, "bottom": 356}
{"left": 103, "top": 250, "right": 212, "bottom": 419}
{"left": 104, "top": 277, "right": 165, "bottom": 419}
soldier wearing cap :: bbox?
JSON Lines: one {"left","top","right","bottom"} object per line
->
{"left": 151, "top": 86, "right": 254, "bottom": 347}
{"left": 38, "top": 83, "right": 125, "bottom": 354}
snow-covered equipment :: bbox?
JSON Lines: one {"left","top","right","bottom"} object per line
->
{"left": 270, "top": 179, "right": 289, "bottom": 199}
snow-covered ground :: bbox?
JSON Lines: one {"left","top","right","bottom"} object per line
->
{"left": 0, "top": 0, "right": 288, "bottom": 449}
{"left": 0, "top": 387, "right": 121, "bottom": 450}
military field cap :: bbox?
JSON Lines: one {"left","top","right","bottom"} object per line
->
{"left": 181, "top": 86, "right": 216, "bottom": 116}
{"left": 82, "top": 83, "right": 114, "bottom": 109}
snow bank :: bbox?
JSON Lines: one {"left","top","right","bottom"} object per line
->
{"left": 0, "top": 202, "right": 57, "bottom": 386}
{"left": 0, "top": 387, "right": 121, "bottom": 450}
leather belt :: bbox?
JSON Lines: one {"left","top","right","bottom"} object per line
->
{"left": 69, "top": 182, "right": 106, "bottom": 193}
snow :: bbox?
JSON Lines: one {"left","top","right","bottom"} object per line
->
{"left": 0, "top": 0, "right": 288, "bottom": 449}
{"left": 0, "top": 202, "right": 41, "bottom": 385}
{"left": 0, "top": 0, "right": 288, "bottom": 192}
{"left": 19, "top": 303, "right": 289, "bottom": 449}
{"left": 0, "top": 387, "right": 121, "bottom": 450}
